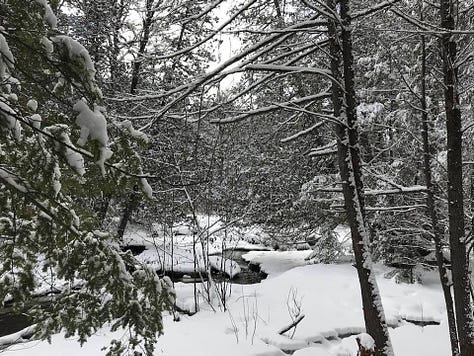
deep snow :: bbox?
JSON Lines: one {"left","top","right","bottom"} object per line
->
{"left": 0, "top": 221, "right": 450, "bottom": 356}
{"left": 2, "top": 249, "right": 450, "bottom": 356}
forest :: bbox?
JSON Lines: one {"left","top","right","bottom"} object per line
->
{"left": 1, "top": 0, "right": 474, "bottom": 355}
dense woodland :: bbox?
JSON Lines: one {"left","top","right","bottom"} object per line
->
{"left": 1, "top": 0, "right": 474, "bottom": 355}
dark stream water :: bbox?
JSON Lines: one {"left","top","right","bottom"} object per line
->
{"left": 221, "top": 248, "right": 268, "bottom": 284}
{"left": 0, "top": 312, "right": 31, "bottom": 337}
{"left": 158, "top": 248, "right": 268, "bottom": 285}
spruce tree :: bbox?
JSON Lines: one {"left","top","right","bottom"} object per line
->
{"left": 0, "top": 1, "right": 173, "bottom": 355}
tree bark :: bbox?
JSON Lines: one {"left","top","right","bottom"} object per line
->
{"left": 440, "top": 1, "right": 474, "bottom": 355}
{"left": 327, "top": 1, "right": 393, "bottom": 355}
{"left": 109, "top": 0, "right": 127, "bottom": 83}
{"left": 130, "top": 0, "right": 156, "bottom": 94}
{"left": 419, "top": 4, "right": 459, "bottom": 353}
{"left": 116, "top": 189, "right": 139, "bottom": 240}
{"left": 116, "top": 0, "right": 156, "bottom": 238}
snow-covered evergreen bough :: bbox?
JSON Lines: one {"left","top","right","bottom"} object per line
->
{"left": 0, "top": 1, "right": 174, "bottom": 355}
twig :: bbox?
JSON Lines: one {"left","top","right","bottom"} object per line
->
{"left": 278, "top": 314, "right": 305, "bottom": 335}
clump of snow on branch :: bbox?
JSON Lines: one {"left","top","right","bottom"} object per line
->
{"left": 55, "top": 129, "right": 86, "bottom": 176}
{"left": 0, "top": 100, "right": 21, "bottom": 139}
{"left": 52, "top": 163, "right": 61, "bottom": 197}
{"left": 0, "top": 168, "right": 27, "bottom": 193}
{"left": 40, "top": 36, "right": 54, "bottom": 56}
{"left": 29, "top": 114, "right": 42, "bottom": 130}
{"left": 52, "top": 77, "right": 65, "bottom": 94}
{"left": 357, "top": 333, "right": 375, "bottom": 351}
{"left": 73, "top": 100, "right": 108, "bottom": 146}
{"left": 34, "top": 0, "right": 58, "bottom": 29}
{"left": 27, "top": 99, "right": 38, "bottom": 112}
{"left": 0, "top": 32, "right": 15, "bottom": 77}
{"left": 52, "top": 35, "right": 101, "bottom": 96}
{"left": 357, "top": 102, "right": 384, "bottom": 124}
{"left": 140, "top": 177, "right": 153, "bottom": 199}
{"left": 117, "top": 120, "right": 149, "bottom": 143}
{"left": 26, "top": 100, "right": 42, "bottom": 129}
{"left": 0, "top": 33, "right": 21, "bottom": 138}
{"left": 73, "top": 100, "right": 113, "bottom": 174}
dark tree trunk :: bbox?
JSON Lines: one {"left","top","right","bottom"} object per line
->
{"left": 95, "top": 194, "right": 110, "bottom": 225}
{"left": 440, "top": 1, "right": 474, "bottom": 355}
{"left": 327, "top": 1, "right": 393, "bottom": 355}
{"left": 117, "top": 190, "right": 139, "bottom": 240}
{"left": 116, "top": 0, "right": 156, "bottom": 238}
{"left": 130, "top": 0, "right": 155, "bottom": 94}
{"left": 419, "top": 5, "right": 459, "bottom": 353}
{"left": 109, "top": 0, "right": 126, "bottom": 83}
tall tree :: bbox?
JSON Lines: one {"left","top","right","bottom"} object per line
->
{"left": 440, "top": 0, "right": 474, "bottom": 354}
{"left": 419, "top": 3, "right": 459, "bottom": 354}
{"left": 329, "top": 0, "right": 393, "bottom": 354}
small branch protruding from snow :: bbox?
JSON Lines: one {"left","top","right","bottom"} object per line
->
{"left": 278, "top": 314, "right": 305, "bottom": 335}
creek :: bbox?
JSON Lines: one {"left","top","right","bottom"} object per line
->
{"left": 158, "top": 248, "right": 268, "bottom": 285}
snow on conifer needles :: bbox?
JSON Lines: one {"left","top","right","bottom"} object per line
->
{"left": 0, "top": 2, "right": 171, "bottom": 355}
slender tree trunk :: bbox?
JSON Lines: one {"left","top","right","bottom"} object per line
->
{"left": 116, "top": 189, "right": 139, "bottom": 240}
{"left": 327, "top": 1, "right": 393, "bottom": 355}
{"left": 130, "top": 0, "right": 156, "bottom": 94}
{"left": 96, "top": 193, "right": 110, "bottom": 225}
{"left": 440, "top": 1, "right": 474, "bottom": 355}
{"left": 273, "top": 0, "right": 282, "bottom": 19}
{"left": 109, "top": 0, "right": 126, "bottom": 82}
{"left": 116, "top": 0, "right": 157, "bottom": 238}
{"left": 419, "top": 6, "right": 459, "bottom": 353}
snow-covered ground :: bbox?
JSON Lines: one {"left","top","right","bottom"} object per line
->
{"left": 2, "top": 247, "right": 450, "bottom": 356}
{"left": 122, "top": 218, "right": 352, "bottom": 278}
{"left": 122, "top": 218, "right": 271, "bottom": 278}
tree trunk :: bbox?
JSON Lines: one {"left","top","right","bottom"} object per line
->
{"left": 440, "top": 1, "right": 474, "bottom": 355}
{"left": 95, "top": 194, "right": 110, "bottom": 226}
{"left": 116, "top": 189, "right": 139, "bottom": 240}
{"left": 419, "top": 5, "right": 459, "bottom": 353}
{"left": 109, "top": 0, "right": 126, "bottom": 83}
{"left": 327, "top": 1, "right": 393, "bottom": 355}
{"left": 130, "top": 0, "right": 155, "bottom": 94}
{"left": 116, "top": 0, "right": 156, "bottom": 238}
